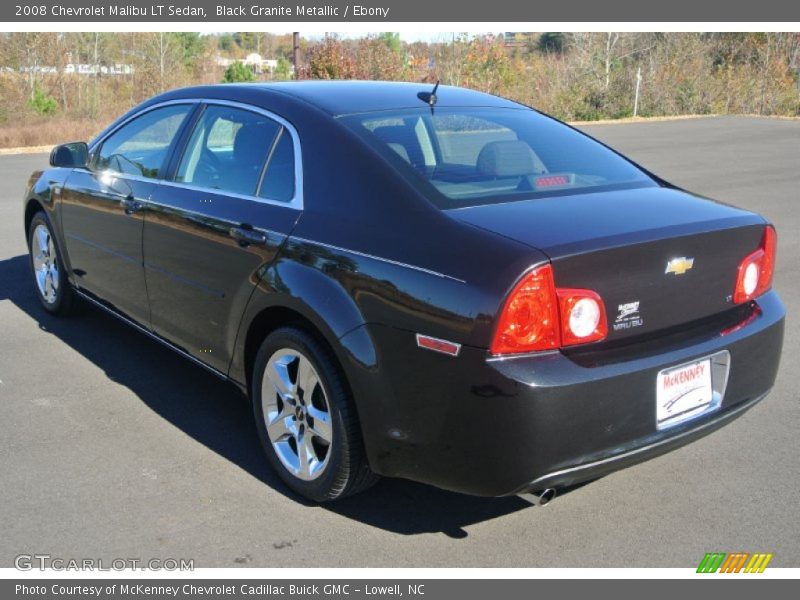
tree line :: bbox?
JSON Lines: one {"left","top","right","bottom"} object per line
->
{"left": 0, "top": 32, "right": 797, "bottom": 147}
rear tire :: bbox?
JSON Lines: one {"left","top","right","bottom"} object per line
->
{"left": 251, "top": 326, "right": 378, "bottom": 502}
{"left": 27, "top": 211, "right": 76, "bottom": 316}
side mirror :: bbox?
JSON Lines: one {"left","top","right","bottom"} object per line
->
{"left": 50, "top": 142, "right": 89, "bottom": 168}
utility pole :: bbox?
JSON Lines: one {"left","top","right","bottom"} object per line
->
{"left": 292, "top": 32, "right": 299, "bottom": 79}
{"left": 633, "top": 65, "right": 642, "bottom": 118}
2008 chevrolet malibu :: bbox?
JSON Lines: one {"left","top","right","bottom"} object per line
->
{"left": 24, "top": 82, "right": 784, "bottom": 503}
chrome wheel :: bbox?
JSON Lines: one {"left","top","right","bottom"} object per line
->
{"left": 31, "top": 223, "right": 59, "bottom": 304}
{"left": 262, "top": 348, "right": 333, "bottom": 481}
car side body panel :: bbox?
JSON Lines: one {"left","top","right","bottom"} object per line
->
{"left": 59, "top": 169, "right": 156, "bottom": 325}
{"left": 143, "top": 191, "right": 296, "bottom": 374}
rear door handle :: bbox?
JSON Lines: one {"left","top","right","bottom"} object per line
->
{"left": 229, "top": 226, "right": 266, "bottom": 246}
{"left": 121, "top": 196, "right": 143, "bottom": 215}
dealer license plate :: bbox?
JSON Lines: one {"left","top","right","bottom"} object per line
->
{"left": 656, "top": 358, "right": 714, "bottom": 429}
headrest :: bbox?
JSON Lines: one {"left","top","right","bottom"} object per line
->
{"left": 387, "top": 143, "right": 411, "bottom": 163}
{"left": 477, "top": 140, "right": 537, "bottom": 178}
{"left": 372, "top": 125, "right": 424, "bottom": 168}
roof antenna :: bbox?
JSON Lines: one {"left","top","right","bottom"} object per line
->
{"left": 417, "top": 80, "right": 440, "bottom": 109}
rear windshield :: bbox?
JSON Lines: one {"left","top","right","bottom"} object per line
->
{"left": 340, "top": 108, "right": 656, "bottom": 208}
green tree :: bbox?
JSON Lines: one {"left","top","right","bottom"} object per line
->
{"left": 173, "top": 32, "right": 204, "bottom": 68}
{"left": 378, "top": 32, "right": 402, "bottom": 54}
{"left": 274, "top": 55, "right": 292, "bottom": 80}
{"left": 235, "top": 32, "right": 260, "bottom": 52}
{"left": 538, "top": 32, "right": 567, "bottom": 54}
{"left": 218, "top": 33, "right": 235, "bottom": 52}
{"left": 222, "top": 61, "right": 255, "bottom": 83}
{"left": 29, "top": 83, "right": 58, "bottom": 116}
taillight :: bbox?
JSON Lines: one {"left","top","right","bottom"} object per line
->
{"left": 557, "top": 289, "right": 608, "bottom": 346}
{"left": 490, "top": 264, "right": 560, "bottom": 355}
{"left": 733, "top": 226, "right": 776, "bottom": 304}
{"left": 491, "top": 264, "right": 607, "bottom": 355}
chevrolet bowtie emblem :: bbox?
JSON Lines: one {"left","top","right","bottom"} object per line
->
{"left": 665, "top": 257, "right": 695, "bottom": 275}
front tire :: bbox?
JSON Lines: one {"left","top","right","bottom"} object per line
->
{"left": 27, "top": 211, "right": 75, "bottom": 315}
{"left": 251, "top": 326, "right": 377, "bottom": 502}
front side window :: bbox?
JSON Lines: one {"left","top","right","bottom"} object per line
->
{"left": 176, "top": 104, "right": 294, "bottom": 198}
{"left": 341, "top": 108, "right": 656, "bottom": 208}
{"left": 94, "top": 104, "right": 191, "bottom": 179}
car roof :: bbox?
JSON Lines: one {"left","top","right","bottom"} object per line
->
{"left": 163, "top": 81, "right": 528, "bottom": 116}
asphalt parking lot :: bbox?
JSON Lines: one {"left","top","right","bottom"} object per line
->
{"left": 1, "top": 116, "right": 798, "bottom": 567}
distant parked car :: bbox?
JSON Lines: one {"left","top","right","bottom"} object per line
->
{"left": 24, "top": 82, "right": 784, "bottom": 503}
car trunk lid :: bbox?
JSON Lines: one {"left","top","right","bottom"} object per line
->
{"left": 449, "top": 186, "right": 767, "bottom": 342}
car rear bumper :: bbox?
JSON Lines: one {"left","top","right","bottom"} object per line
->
{"left": 523, "top": 390, "right": 766, "bottom": 493}
{"left": 345, "top": 291, "right": 784, "bottom": 496}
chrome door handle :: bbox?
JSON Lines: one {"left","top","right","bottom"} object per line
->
{"left": 122, "top": 197, "right": 143, "bottom": 215}
{"left": 229, "top": 226, "right": 266, "bottom": 246}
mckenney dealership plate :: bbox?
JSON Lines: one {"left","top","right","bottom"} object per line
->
{"left": 657, "top": 358, "right": 715, "bottom": 429}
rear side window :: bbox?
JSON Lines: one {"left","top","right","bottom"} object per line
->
{"left": 258, "top": 128, "right": 295, "bottom": 202}
{"left": 94, "top": 104, "right": 191, "bottom": 179}
{"left": 341, "top": 108, "right": 655, "bottom": 208}
{"left": 176, "top": 105, "right": 281, "bottom": 197}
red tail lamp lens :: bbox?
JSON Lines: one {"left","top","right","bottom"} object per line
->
{"left": 490, "top": 264, "right": 560, "bottom": 355}
{"left": 733, "top": 226, "right": 777, "bottom": 304}
{"left": 491, "top": 265, "right": 608, "bottom": 355}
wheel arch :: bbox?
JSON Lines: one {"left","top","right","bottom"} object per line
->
{"left": 24, "top": 198, "right": 45, "bottom": 240}
{"left": 235, "top": 293, "right": 375, "bottom": 402}
{"left": 241, "top": 304, "right": 327, "bottom": 395}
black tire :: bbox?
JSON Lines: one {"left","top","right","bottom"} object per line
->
{"left": 251, "top": 326, "right": 378, "bottom": 502}
{"left": 27, "top": 210, "right": 76, "bottom": 316}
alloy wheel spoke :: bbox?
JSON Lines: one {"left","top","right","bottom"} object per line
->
{"left": 307, "top": 406, "right": 332, "bottom": 443}
{"left": 297, "top": 432, "right": 312, "bottom": 477}
{"left": 266, "top": 412, "right": 295, "bottom": 442}
{"left": 296, "top": 356, "right": 319, "bottom": 401}
{"left": 36, "top": 227, "right": 49, "bottom": 256}
{"left": 44, "top": 271, "right": 55, "bottom": 299}
{"left": 35, "top": 268, "right": 47, "bottom": 296}
{"left": 266, "top": 356, "right": 296, "bottom": 402}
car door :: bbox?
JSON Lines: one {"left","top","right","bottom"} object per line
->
{"left": 60, "top": 103, "right": 195, "bottom": 324}
{"left": 144, "top": 101, "right": 302, "bottom": 373}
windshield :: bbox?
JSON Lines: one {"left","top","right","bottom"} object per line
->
{"left": 340, "top": 107, "right": 657, "bottom": 208}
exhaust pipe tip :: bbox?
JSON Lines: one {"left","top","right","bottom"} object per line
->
{"left": 527, "top": 488, "right": 557, "bottom": 506}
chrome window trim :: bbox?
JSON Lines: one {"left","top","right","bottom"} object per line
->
{"left": 87, "top": 101, "right": 196, "bottom": 181}
{"left": 88, "top": 98, "right": 304, "bottom": 211}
